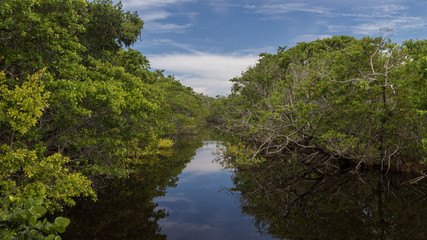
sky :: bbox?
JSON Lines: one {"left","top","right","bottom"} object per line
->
{"left": 118, "top": 0, "right": 427, "bottom": 96}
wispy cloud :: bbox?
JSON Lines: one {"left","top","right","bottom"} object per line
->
{"left": 148, "top": 52, "right": 259, "bottom": 96}
{"left": 144, "top": 22, "right": 193, "bottom": 33}
{"left": 244, "top": 3, "right": 331, "bottom": 15}
{"left": 209, "top": 0, "right": 241, "bottom": 14}
{"left": 142, "top": 10, "right": 171, "bottom": 21}
{"left": 122, "top": 0, "right": 194, "bottom": 9}
{"left": 292, "top": 34, "right": 332, "bottom": 43}
{"left": 329, "top": 16, "right": 426, "bottom": 35}
{"left": 333, "top": 2, "right": 427, "bottom": 35}
{"left": 243, "top": 1, "right": 426, "bottom": 36}
{"left": 364, "top": 4, "right": 410, "bottom": 15}
{"left": 121, "top": 0, "right": 196, "bottom": 34}
{"left": 148, "top": 39, "right": 201, "bottom": 53}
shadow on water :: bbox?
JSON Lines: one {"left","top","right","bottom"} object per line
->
{"left": 226, "top": 157, "right": 427, "bottom": 240}
{"left": 61, "top": 128, "right": 426, "bottom": 239}
{"left": 60, "top": 132, "right": 210, "bottom": 240}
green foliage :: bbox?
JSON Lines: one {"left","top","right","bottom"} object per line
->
{"left": 43, "top": 55, "right": 177, "bottom": 177}
{"left": 0, "top": 145, "right": 96, "bottom": 210}
{"left": 215, "top": 35, "right": 426, "bottom": 170}
{"left": 1, "top": 2, "right": 208, "bottom": 234}
{"left": 0, "top": 196, "right": 70, "bottom": 240}
{"left": 79, "top": 0, "right": 143, "bottom": 58}
{"left": 0, "top": 70, "right": 50, "bottom": 135}
{"left": 0, "top": 0, "right": 87, "bottom": 76}
{"left": 219, "top": 142, "right": 266, "bottom": 167}
{"left": 0, "top": 67, "right": 95, "bottom": 214}
{"left": 157, "top": 75, "right": 209, "bottom": 135}
{"left": 108, "top": 48, "right": 150, "bottom": 79}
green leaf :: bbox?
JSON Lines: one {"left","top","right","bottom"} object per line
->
{"left": 30, "top": 205, "right": 47, "bottom": 217}
{"left": 8, "top": 196, "right": 20, "bottom": 202}
{"left": 45, "top": 234, "right": 56, "bottom": 240}
{"left": 29, "top": 216, "right": 37, "bottom": 226}
{"left": 54, "top": 217, "right": 70, "bottom": 227}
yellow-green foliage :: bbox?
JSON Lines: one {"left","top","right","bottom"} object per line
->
{"left": 0, "top": 70, "right": 50, "bottom": 134}
{"left": 0, "top": 0, "right": 209, "bottom": 224}
{"left": 0, "top": 71, "right": 95, "bottom": 212}
{"left": 0, "top": 145, "right": 95, "bottom": 211}
{"left": 220, "top": 142, "right": 266, "bottom": 168}
{"left": 121, "top": 137, "right": 175, "bottom": 168}
{"left": 318, "top": 130, "right": 360, "bottom": 156}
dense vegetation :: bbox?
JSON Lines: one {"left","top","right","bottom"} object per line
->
{"left": 212, "top": 35, "right": 426, "bottom": 173}
{"left": 0, "top": 0, "right": 208, "bottom": 238}
{"left": 212, "top": 35, "right": 426, "bottom": 239}
{"left": 1, "top": 0, "right": 425, "bottom": 238}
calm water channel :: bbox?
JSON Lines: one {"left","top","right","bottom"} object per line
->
{"left": 153, "top": 140, "right": 274, "bottom": 239}
{"left": 61, "top": 132, "right": 427, "bottom": 240}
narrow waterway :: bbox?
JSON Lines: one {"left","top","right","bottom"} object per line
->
{"left": 154, "top": 141, "right": 274, "bottom": 239}
{"left": 61, "top": 132, "right": 427, "bottom": 239}
{"left": 61, "top": 133, "right": 274, "bottom": 239}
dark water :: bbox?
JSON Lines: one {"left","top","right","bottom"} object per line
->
{"left": 227, "top": 158, "right": 427, "bottom": 240}
{"left": 61, "top": 133, "right": 427, "bottom": 240}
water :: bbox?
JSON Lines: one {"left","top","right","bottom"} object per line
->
{"left": 61, "top": 133, "right": 427, "bottom": 240}
{"left": 61, "top": 134, "right": 274, "bottom": 239}
{"left": 226, "top": 158, "right": 427, "bottom": 240}
{"left": 154, "top": 141, "right": 274, "bottom": 239}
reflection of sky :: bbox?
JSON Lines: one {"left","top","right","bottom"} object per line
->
{"left": 181, "top": 141, "right": 225, "bottom": 175}
{"left": 155, "top": 141, "right": 276, "bottom": 240}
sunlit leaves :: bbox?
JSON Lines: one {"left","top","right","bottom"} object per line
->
{"left": 0, "top": 146, "right": 96, "bottom": 210}
{"left": 0, "top": 70, "right": 50, "bottom": 134}
{"left": 0, "top": 1, "right": 208, "bottom": 237}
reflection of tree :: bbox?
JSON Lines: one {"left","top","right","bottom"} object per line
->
{"left": 229, "top": 159, "right": 427, "bottom": 240}
{"left": 61, "top": 135, "right": 204, "bottom": 240}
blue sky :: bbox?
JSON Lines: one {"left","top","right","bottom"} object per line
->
{"left": 119, "top": 0, "right": 427, "bottom": 96}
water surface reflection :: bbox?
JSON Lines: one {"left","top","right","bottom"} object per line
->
{"left": 226, "top": 158, "right": 427, "bottom": 240}
{"left": 155, "top": 141, "right": 275, "bottom": 240}
{"left": 61, "top": 135, "right": 204, "bottom": 240}
{"left": 61, "top": 133, "right": 426, "bottom": 240}
{"left": 61, "top": 136, "right": 274, "bottom": 239}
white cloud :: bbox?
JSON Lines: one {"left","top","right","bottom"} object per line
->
{"left": 366, "top": 4, "right": 409, "bottom": 15}
{"left": 292, "top": 34, "right": 332, "bottom": 43}
{"left": 244, "top": 3, "right": 331, "bottom": 15}
{"left": 142, "top": 10, "right": 171, "bottom": 21}
{"left": 122, "top": 0, "right": 193, "bottom": 9}
{"left": 149, "top": 39, "right": 200, "bottom": 53}
{"left": 351, "top": 23, "right": 383, "bottom": 35}
{"left": 144, "top": 22, "right": 193, "bottom": 33}
{"left": 148, "top": 52, "right": 260, "bottom": 96}
{"left": 209, "top": 0, "right": 241, "bottom": 14}
{"left": 121, "top": 0, "right": 197, "bottom": 34}
{"left": 329, "top": 16, "right": 427, "bottom": 35}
